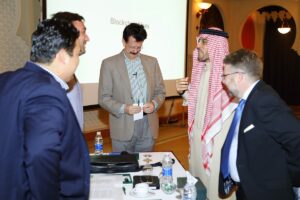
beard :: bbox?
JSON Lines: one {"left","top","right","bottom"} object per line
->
{"left": 222, "top": 82, "right": 237, "bottom": 98}
{"left": 228, "top": 86, "right": 239, "bottom": 98}
{"left": 79, "top": 49, "right": 86, "bottom": 56}
{"left": 197, "top": 48, "right": 209, "bottom": 62}
{"left": 79, "top": 42, "right": 87, "bottom": 55}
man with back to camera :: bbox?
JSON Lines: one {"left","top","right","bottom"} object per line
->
{"left": 98, "top": 23, "right": 165, "bottom": 153}
{"left": 52, "top": 12, "right": 90, "bottom": 131}
{"left": 219, "top": 48, "right": 300, "bottom": 200}
{"left": 0, "top": 19, "right": 90, "bottom": 199}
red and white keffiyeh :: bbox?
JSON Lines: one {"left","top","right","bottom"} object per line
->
{"left": 188, "top": 27, "right": 235, "bottom": 175}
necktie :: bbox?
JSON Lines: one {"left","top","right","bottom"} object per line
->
{"left": 221, "top": 99, "right": 246, "bottom": 179}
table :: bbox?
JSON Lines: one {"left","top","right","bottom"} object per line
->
{"left": 90, "top": 152, "right": 187, "bottom": 200}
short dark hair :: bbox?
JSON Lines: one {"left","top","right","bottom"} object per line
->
{"left": 223, "top": 48, "right": 263, "bottom": 80}
{"left": 123, "top": 23, "right": 147, "bottom": 42}
{"left": 30, "top": 18, "right": 79, "bottom": 63}
{"left": 51, "top": 12, "right": 84, "bottom": 23}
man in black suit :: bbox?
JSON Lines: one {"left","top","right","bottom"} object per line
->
{"left": 219, "top": 48, "right": 300, "bottom": 200}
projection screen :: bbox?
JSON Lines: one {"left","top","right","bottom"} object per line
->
{"left": 44, "top": 0, "right": 188, "bottom": 106}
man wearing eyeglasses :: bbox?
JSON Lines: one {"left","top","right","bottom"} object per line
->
{"left": 98, "top": 23, "right": 165, "bottom": 153}
{"left": 219, "top": 48, "right": 300, "bottom": 200}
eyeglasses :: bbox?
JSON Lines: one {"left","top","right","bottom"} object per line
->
{"left": 221, "top": 71, "right": 246, "bottom": 79}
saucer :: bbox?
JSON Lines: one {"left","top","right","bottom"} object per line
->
{"left": 129, "top": 189, "right": 155, "bottom": 198}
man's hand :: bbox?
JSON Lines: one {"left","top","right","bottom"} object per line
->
{"left": 143, "top": 102, "right": 155, "bottom": 114}
{"left": 125, "top": 104, "right": 142, "bottom": 115}
{"left": 176, "top": 77, "right": 189, "bottom": 95}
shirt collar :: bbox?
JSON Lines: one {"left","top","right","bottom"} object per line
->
{"left": 242, "top": 80, "right": 260, "bottom": 101}
{"left": 31, "top": 61, "right": 69, "bottom": 90}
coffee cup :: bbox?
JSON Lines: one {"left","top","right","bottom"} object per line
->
{"left": 134, "top": 183, "right": 149, "bottom": 196}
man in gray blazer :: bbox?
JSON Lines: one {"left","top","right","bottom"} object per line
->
{"left": 98, "top": 23, "right": 165, "bottom": 153}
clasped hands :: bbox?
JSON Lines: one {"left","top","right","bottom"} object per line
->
{"left": 125, "top": 102, "right": 154, "bottom": 115}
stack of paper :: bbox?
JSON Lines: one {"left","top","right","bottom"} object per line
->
{"left": 89, "top": 174, "right": 124, "bottom": 200}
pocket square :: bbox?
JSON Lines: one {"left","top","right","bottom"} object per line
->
{"left": 244, "top": 124, "right": 255, "bottom": 133}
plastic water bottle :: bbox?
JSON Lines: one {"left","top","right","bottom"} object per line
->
{"left": 94, "top": 131, "right": 103, "bottom": 155}
{"left": 183, "top": 179, "right": 197, "bottom": 200}
{"left": 161, "top": 153, "right": 176, "bottom": 194}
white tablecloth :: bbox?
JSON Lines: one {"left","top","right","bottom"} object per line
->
{"left": 90, "top": 152, "right": 187, "bottom": 200}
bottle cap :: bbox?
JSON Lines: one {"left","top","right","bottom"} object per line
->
{"left": 186, "top": 171, "right": 198, "bottom": 185}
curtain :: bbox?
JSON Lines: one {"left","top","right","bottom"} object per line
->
{"left": 263, "top": 17, "right": 300, "bottom": 105}
{"left": 16, "top": 0, "right": 41, "bottom": 45}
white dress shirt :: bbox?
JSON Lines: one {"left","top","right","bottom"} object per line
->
{"left": 229, "top": 80, "right": 259, "bottom": 182}
{"left": 67, "top": 80, "right": 84, "bottom": 131}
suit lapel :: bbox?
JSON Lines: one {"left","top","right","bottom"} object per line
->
{"left": 238, "top": 80, "right": 262, "bottom": 134}
{"left": 140, "top": 55, "right": 150, "bottom": 101}
{"left": 116, "top": 52, "right": 132, "bottom": 93}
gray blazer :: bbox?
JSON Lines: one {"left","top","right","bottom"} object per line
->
{"left": 98, "top": 51, "right": 165, "bottom": 140}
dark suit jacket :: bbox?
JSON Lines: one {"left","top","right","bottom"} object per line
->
{"left": 98, "top": 51, "right": 165, "bottom": 141}
{"left": 219, "top": 81, "right": 300, "bottom": 200}
{"left": 0, "top": 62, "right": 90, "bottom": 199}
